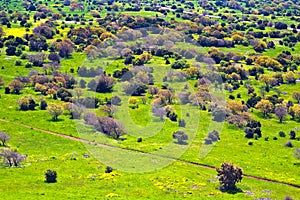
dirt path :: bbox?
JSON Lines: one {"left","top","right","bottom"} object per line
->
{"left": 0, "top": 118, "right": 299, "bottom": 189}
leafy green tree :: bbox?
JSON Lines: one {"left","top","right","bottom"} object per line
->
{"left": 100, "top": 104, "right": 117, "bottom": 117}
{"left": 290, "top": 130, "right": 296, "bottom": 140}
{"left": 171, "top": 59, "right": 190, "bottom": 69}
{"left": 96, "top": 75, "right": 114, "bottom": 93}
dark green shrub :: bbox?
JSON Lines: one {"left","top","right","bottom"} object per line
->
{"left": 178, "top": 119, "right": 186, "bottom": 127}
{"left": 15, "top": 60, "right": 22, "bottom": 66}
{"left": 216, "top": 162, "right": 242, "bottom": 191}
{"left": 279, "top": 131, "right": 286, "bottom": 137}
{"left": 173, "top": 130, "right": 188, "bottom": 144}
{"left": 285, "top": 140, "right": 293, "bottom": 148}
{"left": 290, "top": 130, "right": 296, "bottom": 139}
{"left": 105, "top": 166, "right": 113, "bottom": 173}
{"left": 204, "top": 137, "right": 213, "bottom": 145}
{"left": 45, "top": 170, "right": 57, "bottom": 183}
{"left": 40, "top": 100, "right": 48, "bottom": 110}
{"left": 25, "top": 63, "right": 32, "bottom": 68}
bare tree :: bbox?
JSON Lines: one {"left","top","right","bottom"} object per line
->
{"left": 0, "top": 149, "right": 27, "bottom": 167}
{"left": 0, "top": 132, "right": 10, "bottom": 146}
{"left": 97, "top": 116, "right": 126, "bottom": 139}
{"left": 152, "top": 107, "right": 167, "bottom": 121}
{"left": 275, "top": 104, "right": 287, "bottom": 123}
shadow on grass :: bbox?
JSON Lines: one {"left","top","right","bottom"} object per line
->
{"left": 218, "top": 187, "right": 243, "bottom": 194}
{"left": 293, "top": 162, "right": 300, "bottom": 166}
{"left": 152, "top": 118, "right": 165, "bottom": 122}
{"left": 47, "top": 119, "right": 64, "bottom": 122}
{"left": 118, "top": 137, "right": 127, "bottom": 141}
{"left": 174, "top": 141, "right": 188, "bottom": 145}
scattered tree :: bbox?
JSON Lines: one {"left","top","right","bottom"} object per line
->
{"left": 8, "top": 80, "right": 24, "bottom": 94}
{"left": 96, "top": 75, "right": 114, "bottom": 93}
{"left": 100, "top": 104, "right": 117, "bottom": 117}
{"left": 0, "top": 149, "right": 27, "bottom": 167}
{"left": 17, "top": 95, "right": 37, "bottom": 111}
{"left": 275, "top": 104, "right": 287, "bottom": 123}
{"left": 55, "top": 39, "right": 74, "bottom": 58}
{"left": 47, "top": 103, "right": 64, "bottom": 121}
{"left": 216, "top": 162, "right": 243, "bottom": 191}
{"left": 152, "top": 107, "right": 167, "bottom": 121}
{"left": 292, "top": 92, "right": 300, "bottom": 103}
{"left": 255, "top": 99, "right": 274, "bottom": 117}
{"left": 0, "top": 132, "right": 10, "bottom": 146}
{"left": 97, "top": 116, "right": 126, "bottom": 139}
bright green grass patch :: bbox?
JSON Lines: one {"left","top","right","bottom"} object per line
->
{"left": 0, "top": 121, "right": 299, "bottom": 199}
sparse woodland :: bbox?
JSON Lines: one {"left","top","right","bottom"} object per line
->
{"left": 0, "top": 0, "right": 299, "bottom": 199}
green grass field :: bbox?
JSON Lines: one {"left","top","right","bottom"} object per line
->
{"left": 1, "top": 121, "right": 300, "bottom": 199}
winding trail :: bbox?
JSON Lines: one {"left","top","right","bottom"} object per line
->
{"left": 0, "top": 118, "right": 299, "bottom": 189}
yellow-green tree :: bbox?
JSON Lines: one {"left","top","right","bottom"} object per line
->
{"left": 8, "top": 80, "right": 24, "bottom": 94}
{"left": 47, "top": 103, "right": 64, "bottom": 121}
{"left": 0, "top": 76, "right": 4, "bottom": 87}
{"left": 255, "top": 99, "right": 274, "bottom": 117}
{"left": 292, "top": 91, "right": 300, "bottom": 103}
{"left": 289, "top": 104, "right": 300, "bottom": 121}
{"left": 227, "top": 100, "right": 244, "bottom": 115}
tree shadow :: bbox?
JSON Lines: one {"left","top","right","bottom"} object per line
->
{"left": 117, "top": 137, "right": 127, "bottom": 141}
{"left": 174, "top": 141, "right": 188, "bottom": 145}
{"left": 293, "top": 162, "right": 300, "bottom": 166}
{"left": 219, "top": 187, "right": 243, "bottom": 194}
{"left": 47, "top": 118, "right": 64, "bottom": 122}
{"left": 152, "top": 118, "right": 165, "bottom": 122}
